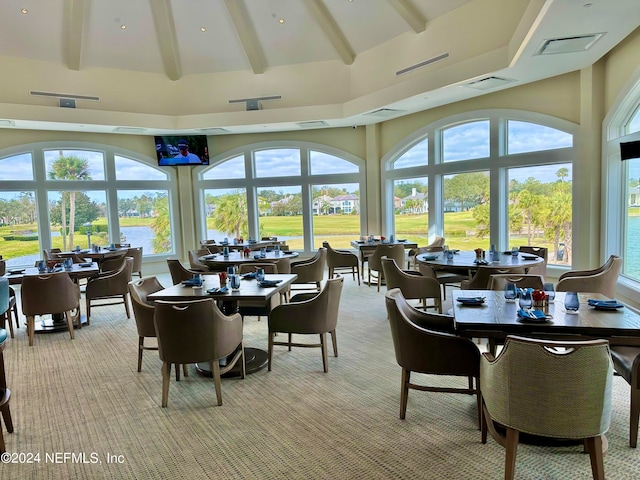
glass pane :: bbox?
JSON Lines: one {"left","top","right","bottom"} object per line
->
{"left": 309, "top": 151, "right": 358, "bottom": 174}
{"left": 393, "top": 178, "right": 429, "bottom": 245}
{"left": 629, "top": 106, "right": 640, "bottom": 135}
{"left": 115, "top": 155, "right": 167, "bottom": 180}
{"left": 202, "top": 155, "right": 246, "bottom": 180}
{"left": 0, "top": 153, "right": 34, "bottom": 180}
{"left": 508, "top": 164, "right": 572, "bottom": 265}
{"left": 203, "top": 189, "right": 248, "bottom": 240}
{"left": 117, "top": 190, "right": 172, "bottom": 254}
{"left": 443, "top": 171, "right": 490, "bottom": 250}
{"left": 507, "top": 121, "right": 572, "bottom": 154}
{"left": 442, "top": 121, "right": 489, "bottom": 162}
{"left": 624, "top": 158, "right": 640, "bottom": 280}
{"left": 258, "top": 186, "right": 303, "bottom": 249}
{"left": 255, "top": 149, "right": 301, "bottom": 178}
{"left": 0, "top": 191, "right": 39, "bottom": 267}
{"left": 393, "top": 139, "right": 428, "bottom": 169}
{"left": 311, "top": 183, "right": 360, "bottom": 249}
{"left": 48, "top": 190, "right": 108, "bottom": 251}
{"left": 44, "top": 150, "right": 106, "bottom": 181}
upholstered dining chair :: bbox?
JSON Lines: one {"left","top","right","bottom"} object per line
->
{"left": 21, "top": 272, "right": 80, "bottom": 346}
{"left": 0, "top": 292, "right": 13, "bottom": 453}
{"left": 517, "top": 246, "right": 548, "bottom": 277}
{"left": 268, "top": 276, "right": 343, "bottom": 373}
{"left": 290, "top": 248, "right": 327, "bottom": 292}
{"left": 406, "top": 236, "right": 445, "bottom": 270}
{"left": 43, "top": 248, "right": 61, "bottom": 261}
{"left": 323, "top": 241, "right": 360, "bottom": 284}
{"left": 556, "top": 255, "right": 622, "bottom": 298}
{"left": 126, "top": 247, "right": 143, "bottom": 278}
{"left": 417, "top": 262, "right": 467, "bottom": 301}
{"left": 188, "top": 248, "right": 212, "bottom": 272}
{"left": 382, "top": 257, "right": 442, "bottom": 312}
{"left": 609, "top": 346, "right": 640, "bottom": 448}
{"left": 85, "top": 257, "right": 133, "bottom": 324}
{"left": 99, "top": 253, "right": 127, "bottom": 274}
{"left": 0, "top": 262, "right": 19, "bottom": 338}
{"left": 368, "top": 244, "right": 405, "bottom": 292}
{"left": 129, "top": 276, "right": 165, "bottom": 372}
{"left": 167, "top": 258, "right": 203, "bottom": 284}
{"left": 487, "top": 273, "right": 545, "bottom": 291}
{"left": 461, "top": 266, "right": 524, "bottom": 290}
{"left": 154, "top": 298, "right": 245, "bottom": 407}
{"left": 481, "top": 335, "right": 613, "bottom": 480}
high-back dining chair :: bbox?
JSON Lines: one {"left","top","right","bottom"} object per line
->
{"left": 323, "top": 241, "right": 360, "bottom": 284}
{"left": 461, "top": 267, "right": 524, "bottom": 290}
{"left": 487, "top": 274, "right": 545, "bottom": 291}
{"left": 518, "top": 246, "right": 548, "bottom": 277}
{"left": 126, "top": 247, "right": 143, "bottom": 278}
{"left": 556, "top": 255, "right": 622, "bottom": 298}
{"left": 382, "top": 257, "right": 442, "bottom": 312}
{"left": 368, "top": 244, "right": 405, "bottom": 292}
{"left": 407, "top": 236, "right": 445, "bottom": 270}
{"left": 290, "top": 248, "right": 327, "bottom": 292}
{"left": 0, "top": 262, "right": 19, "bottom": 338}
{"left": 129, "top": 276, "right": 165, "bottom": 372}
{"left": 85, "top": 257, "right": 133, "bottom": 324}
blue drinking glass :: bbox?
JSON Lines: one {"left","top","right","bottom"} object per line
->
{"left": 565, "top": 291, "right": 580, "bottom": 313}
{"left": 504, "top": 282, "right": 517, "bottom": 302}
{"left": 256, "top": 268, "right": 265, "bottom": 282}
{"left": 230, "top": 274, "right": 241, "bottom": 290}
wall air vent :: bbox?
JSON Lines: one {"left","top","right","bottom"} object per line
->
{"left": 464, "top": 76, "right": 516, "bottom": 91}
{"left": 396, "top": 53, "right": 449, "bottom": 76}
{"left": 296, "top": 121, "right": 328, "bottom": 129}
{"left": 364, "top": 108, "right": 405, "bottom": 118}
{"left": 113, "top": 127, "right": 147, "bottom": 134}
{"left": 197, "top": 128, "right": 231, "bottom": 134}
{"left": 535, "top": 33, "right": 604, "bottom": 56}
{"left": 30, "top": 90, "right": 100, "bottom": 101}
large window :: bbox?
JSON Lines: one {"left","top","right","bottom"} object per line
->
{"left": 195, "top": 143, "right": 365, "bottom": 252}
{"left": 383, "top": 111, "right": 576, "bottom": 265}
{"left": 0, "top": 143, "right": 177, "bottom": 267}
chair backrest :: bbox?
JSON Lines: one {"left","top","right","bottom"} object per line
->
{"left": 382, "top": 257, "right": 441, "bottom": 303}
{"left": 322, "top": 241, "right": 358, "bottom": 268}
{"left": 0, "top": 277, "right": 9, "bottom": 315}
{"left": 558, "top": 254, "right": 620, "bottom": 281}
{"left": 188, "top": 249, "right": 211, "bottom": 271}
{"left": 238, "top": 263, "right": 278, "bottom": 274}
{"left": 291, "top": 248, "right": 327, "bottom": 283}
{"left": 167, "top": 258, "right": 195, "bottom": 284}
{"left": 488, "top": 274, "right": 545, "bottom": 291}
{"left": 21, "top": 272, "right": 80, "bottom": 316}
{"left": 126, "top": 247, "right": 143, "bottom": 273}
{"left": 556, "top": 255, "right": 622, "bottom": 298}
{"left": 461, "top": 267, "right": 523, "bottom": 290}
{"left": 129, "top": 276, "right": 164, "bottom": 337}
{"left": 100, "top": 253, "right": 127, "bottom": 273}
{"left": 0, "top": 259, "right": 5, "bottom": 277}
{"left": 518, "top": 246, "right": 548, "bottom": 277}
{"left": 43, "top": 248, "right": 62, "bottom": 260}
{"left": 369, "top": 244, "right": 405, "bottom": 272}
{"left": 274, "top": 257, "right": 291, "bottom": 274}
{"left": 384, "top": 288, "right": 479, "bottom": 375}
{"left": 154, "top": 298, "right": 242, "bottom": 364}
{"left": 481, "top": 335, "right": 612, "bottom": 439}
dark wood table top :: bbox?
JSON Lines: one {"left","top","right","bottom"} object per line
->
{"left": 350, "top": 239, "right": 418, "bottom": 250}
{"left": 453, "top": 290, "right": 640, "bottom": 346}
{"left": 59, "top": 247, "right": 129, "bottom": 261}
{"left": 417, "top": 250, "right": 543, "bottom": 270}
{"left": 3, "top": 263, "right": 100, "bottom": 285}
{"left": 199, "top": 250, "right": 298, "bottom": 268}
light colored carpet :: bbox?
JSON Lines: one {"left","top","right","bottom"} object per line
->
{"left": 2, "top": 273, "right": 640, "bottom": 479}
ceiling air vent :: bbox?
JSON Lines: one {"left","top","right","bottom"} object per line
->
{"left": 464, "top": 76, "right": 516, "bottom": 91}
{"left": 296, "top": 121, "right": 328, "bottom": 129}
{"left": 113, "top": 127, "right": 147, "bottom": 134}
{"left": 364, "top": 108, "right": 405, "bottom": 118}
{"left": 396, "top": 53, "right": 449, "bottom": 76}
{"left": 535, "top": 33, "right": 604, "bottom": 56}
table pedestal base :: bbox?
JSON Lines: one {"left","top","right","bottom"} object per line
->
{"left": 34, "top": 314, "right": 88, "bottom": 333}
{"left": 195, "top": 347, "right": 268, "bottom": 378}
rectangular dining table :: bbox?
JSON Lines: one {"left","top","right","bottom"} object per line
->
{"left": 350, "top": 239, "right": 418, "bottom": 279}
{"left": 453, "top": 290, "right": 640, "bottom": 348}
{"left": 148, "top": 273, "right": 297, "bottom": 377}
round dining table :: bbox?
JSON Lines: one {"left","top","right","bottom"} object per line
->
{"left": 199, "top": 250, "right": 299, "bottom": 269}
{"left": 416, "top": 250, "right": 543, "bottom": 272}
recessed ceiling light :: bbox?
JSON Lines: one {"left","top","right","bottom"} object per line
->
{"left": 200, "top": 27, "right": 206, "bottom": 32}
{"left": 21, "top": 8, "right": 28, "bottom": 14}
{"left": 120, "top": 24, "right": 126, "bottom": 30}
{"left": 279, "top": 18, "right": 285, "bottom": 24}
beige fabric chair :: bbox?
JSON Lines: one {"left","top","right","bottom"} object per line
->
{"left": 556, "top": 255, "right": 622, "bottom": 298}
{"left": 128, "top": 276, "right": 165, "bottom": 372}
{"left": 99, "top": 253, "right": 127, "bottom": 273}
{"left": 21, "top": 272, "right": 80, "bottom": 346}
{"left": 609, "top": 346, "right": 640, "bottom": 448}
{"left": 488, "top": 274, "right": 545, "bottom": 291}
{"left": 126, "top": 247, "right": 143, "bottom": 278}
{"left": 0, "top": 317, "right": 14, "bottom": 453}
{"left": 368, "top": 244, "right": 405, "bottom": 292}
{"left": 417, "top": 262, "right": 468, "bottom": 301}
{"left": 323, "top": 241, "right": 360, "bottom": 285}
{"left": 154, "top": 298, "right": 245, "bottom": 407}
{"left": 461, "top": 267, "right": 524, "bottom": 290}
{"left": 268, "top": 276, "right": 343, "bottom": 373}
{"left": 382, "top": 257, "right": 442, "bottom": 312}
{"left": 407, "top": 236, "right": 445, "bottom": 269}
{"left": 188, "top": 248, "right": 211, "bottom": 272}
{"left": 43, "top": 248, "right": 62, "bottom": 260}
{"left": 85, "top": 257, "right": 133, "bottom": 324}
{"left": 481, "top": 335, "right": 613, "bottom": 480}
{"left": 290, "top": 248, "right": 327, "bottom": 292}
{"left": 167, "top": 258, "right": 203, "bottom": 284}
{"left": 0, "top": 262, "right": 19, "bottom": 338}
{"left": 384, "top": 288, "right": 480, "bottom": 422}
{"left": 518, "top": 246, "right": 548, "bottom": 277}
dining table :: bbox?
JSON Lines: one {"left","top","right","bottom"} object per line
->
{"left": 58, "top": 246, "right": 130, "bottom": 263}
{"left": 417, "top": 250, "right": 544, "bottom": 276}
{"left": 198, "top": 250, "right": 299, "bottom": 270}
{"left": 148, "top": 273, "right": 298, "bottom": 377}
{"left": 350, "top": 239, "right": 418, "bottom": 279}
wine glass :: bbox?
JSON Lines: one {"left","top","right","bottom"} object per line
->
{"left": 565, "top": 291, "right": 580, "bottom": 313}
{"left": 543, "top": 282, "right": 556, "bottom": 303}
{"left": 504, "top": 282, "right": 517, "bottom": 302}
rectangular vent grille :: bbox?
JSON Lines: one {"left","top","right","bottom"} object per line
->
{"left": 297, "top": 121, "right": 328, "bottom": 129}
{"left": 364, "top": 108, "right": 405, "bottom": 118}
{"left": 535, "top": 33, "right": 604, "bottom": 56}
{"left": 396, "top": 53, "right": 449, "bottom": 76}
{"left": 464, "top": 76, "right": 516, "bottom": 91}
{"left": 30, "top": 90, "right": 100, "bottom": 101}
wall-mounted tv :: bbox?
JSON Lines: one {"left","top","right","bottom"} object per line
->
{"left": 155, "top": 135, "right": 209, "bottom": 166}
{"left": 621, "top": 140, "right": 640, "bottom": 161}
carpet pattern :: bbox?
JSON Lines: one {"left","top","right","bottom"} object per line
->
{"left": 1, "top": 273, "right": 640, "bottom": 479}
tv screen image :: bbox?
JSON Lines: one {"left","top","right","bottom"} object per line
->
{"left": 155, "top": 135, "right": 209, "bottom": 166}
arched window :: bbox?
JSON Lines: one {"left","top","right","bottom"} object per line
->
{"left": 382, "top": 111, "right": 576, "bottom": 266}
{"left": 194, "top": 143, "right": 365, "bottom": 251}
{"left": 0, "top": 142, "right": 177, "bottom": 267}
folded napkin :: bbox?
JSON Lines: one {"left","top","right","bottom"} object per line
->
{"left": 473, "top": 259, "right": 489, "bottom": 265}
{"left": 241, "top": 272, "right": 257, "bottom": 279}
{"left": 421, "top": 254, "right": 438, "bottom": 261}
{"left": 182, "top": 279, "right": 200, "bottom": 286}
{"left": 8, "top": 269, "right": 25, "bottom": 274}
{"left": 283, "top": 251, "right": 295, "bottom": 255}
{"left": 396, "top": 239, "right": 406, "bottom": 242}
{"left": 456, "top": 297, "right": 485, "bottom": 304}
{"left": 587, "top": 299, "right": 624, "bottom": 308}
{"left": 517, "top": 309, "right": 547, "bottom": 320}
{"left": 207, "top": 286, "right": 228, "bottom": 294}
{"left": 258, "top": 280, "right": 282, "bottom": 287}
{"left": 79, "top": 263, "right": 93, "bottom": 267}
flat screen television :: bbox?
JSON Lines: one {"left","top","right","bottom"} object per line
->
{"left": 620, "top": 140, "right": 640, "bottom": 161}
{"left": 155, "top": 135, "right": 209, "bottom": 166}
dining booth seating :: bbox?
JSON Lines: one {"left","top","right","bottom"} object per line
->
{"left": 323, "top": 241, "right": 360, "bottom": 285}
{"left": 154, "top": 298, "right": 245, "bottom": 407}
{"left": 481, "top": 335, "right": 613, "bottom": 480}
{"left": 556, "top": 255, "right": 622, "bottom": 299}
{"left": 268, "top": 276, "right": 343, "bottom": 373}
{"left": 85, "top": 257, "right": 133, "bottom": 324}
{"left": 382, "top": 257, "right": 442, "bottom": 312}
{"left": 21, "top": 272, "right": 80, "bottom": 346}
{"left": 368, "top": 244, "right": 405, "bottom": 292}
{"left": 129, "top": 276, "right": 165, "bottom": 372}
{"left": 609, "top": 346, "right": 640, "bottom": 448}
{"left": 384, "top": 288, "right": 480, "bottom": 423}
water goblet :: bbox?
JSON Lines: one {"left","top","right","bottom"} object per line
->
{"left": 223, "top": 246, "right": 230, "bottom": 257}
{"left": 511, "top": 247, "right": 519, "bottom": 256}
{"left": 255, "top": 268, "right": 265, "bottom": 282}
{"left": 543, "top": 282, "right": 556, "bottom": 303}
{"left": 230, "top": 274, "right": 241, "bottom": 291}
{"left": 192, "top": 273, "right": 203, "bottom": 287}
{"left": 260, "top": 247, "right": 267, "bottom": 258}
{"left": 565, "top": 291, "right": 580, "bottom": 313}
{"left": 518, "top": 288, "right": 533, "bottom": 309}
{"left": 227, "top": 266, "right": 236, "bottom": 275}
{"left": 504, "top": 282, "right": 517, "bottom": 302}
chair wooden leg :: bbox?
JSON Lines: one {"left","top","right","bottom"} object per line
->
{"left": 2, "top": 312, "right": 13, "bottom": 339}
{"left": 85, "top": 298, "right": 91, "bottom": 326}
{"left": 27, "top": 316, "right": 35, "bottom": 346}
{"left": 631, "top": 383, "right": 639, "bottom": 448}
{"left": 212, "top": 361, "right": 223, "bottom": 406}
{"left": 2, "top": 404, "right": 14, "bottom": 435}
{"left": 175, "top": 363, "right": 181, "bottom": 381}
{"left": 137, "top": 337, "right": 144, "bottom": 372}
{"left": 481, "top": 400, "right": 488, "bottom": 443}
{"left": 267, "top": 332, "right": 274, "bottom": 371}
{"left": 124, "top": 294, "right": 131, "bottom": 318}
{"left": 288, "top": 333, "right": 292, "bottom": 351}
{"left": 400, "top": 368, "right": 410, "bottom": 419}
{"left": 182, "top": 364, "right": 188, "bottom": 377}
{"left": 585, "top": 436, "right": 605, "bottom": 480}
{"left": 320, "top": 333, "right": 328, "bottom": 373}
{"left": 356, "top": 265, "right": 361, "bottom": 285}
{"left": 161, "top": 362, "right": 171, "bottom": 407}
{"left": 330, "top": 329, "right": 338, "bottom": 357}
{"left": 239, "top": 342, "right": 246, "bottom": 379}
{"left": 504, "top": 427, "right": 519, "bottom": 480}
{"left": 65, "top": 311, "right": 75, "bottom": 340}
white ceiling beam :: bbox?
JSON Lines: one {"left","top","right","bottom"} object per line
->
{"left": 224, "top": 0, "right": 266, "bottom": 75}
{"left": 66, "top": 0, "right": 87, "bottom": 71}
{"left": 302, "top": 0, "right": 354, "bottom": 65}
{"left": 386, "top": 0, "right": 426, "bottom": 33}
{"left": 149, "top": 0, "right": 182, "bottom": 81}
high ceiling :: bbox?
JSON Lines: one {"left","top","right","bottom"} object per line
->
{"left": 0, "top": 0, "right": 639, "bottom": 136}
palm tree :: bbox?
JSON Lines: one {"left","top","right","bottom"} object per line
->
{"left": 556, "top": 167, "right": 569, "bottom": 182}
{"left": 211, "top": 192, "right": 248, "bottom": 238}
{"left": 48, "top": 154, "right": 91, "bottom": 250}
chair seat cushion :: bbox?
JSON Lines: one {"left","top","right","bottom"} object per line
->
{"left": 610, "top": 346, "right": 640, "bottom": 385}
{"left": 0, "top": 328, "right": 7, "bottom": 344}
